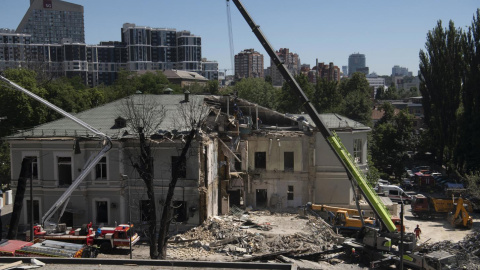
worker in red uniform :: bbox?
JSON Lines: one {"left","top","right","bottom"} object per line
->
{"left": 414, "top": 224, "right": 422, "bottom": 240}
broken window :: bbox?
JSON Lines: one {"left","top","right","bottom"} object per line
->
{"left": 140, "top": 200, "right": 149, "bottom": 222}
{"left": 284, "top": 152, "right": 294, "bottom": 171}
{"left": 26, "top": 199, "right": 40, "bottom": 224}
{"left": 173, "top": 201, "right": 187, "bottom": 222}
{"left": 57, "top": 157, "right": 72, "bottom": 186}
{"left": 25, "top": 156, "right": 38, "bottom": 180}
{"left": 95, "top": 157, "right": 107, "bottom": 180}
{"left": 254, "top": 152, "right": 266, "bottom": 169}
{"left": 287, "top": 185, "right": 294, "bottom": 200}
{"left": 353, "top": 139, "right": 362, "bottom": 163}
{"left": 171, "top": 156, "right": 186, "bottom": 178}
{"left": 95, "top": 201, "right": 108, "bottom": 224}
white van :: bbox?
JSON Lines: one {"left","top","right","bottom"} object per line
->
{"left": 377, "top": 185, "right": 412, "bottom": 204}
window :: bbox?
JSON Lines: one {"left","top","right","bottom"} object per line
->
{"left": 287, "top": 186, "right": 294, "bottom": 200}
{"left": 353, "top": 139, "right": 362, "bottom": 163}
{"left": 284, "top": 152, "right": 294, "bottom": 171}
{"left": 389, "top": 190, "right": 399, "bottom": 196}
{"left": 234, "top": 153, "right": 242, "bottom": 171}
{"left": 140, "top": 200, "right": 149, "bottom": 222}
{"left": 95, "top": 201, "right": 108, "bottom": 224}
{"left": 25, "top": 156, "right": 38, "bottom": 179}
{"left": 26, "top": 199, "right": 40, "bottom": 224}
{"left": 58, "top": 157, "right": 72, "bottom": 186}
{"left": 254, "top": 152, "right": 266, "bottom": 169}
{"left": 95, "top": 157, "right": 107, "bottom": 180}
{"left": 171, "top": 156, "right": 186, "bottom": 179}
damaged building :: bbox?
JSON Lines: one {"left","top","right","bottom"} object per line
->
{"left": 6, "top": 93, "right": 371, "bottom": 232}
{"left": 206, "top": 96, "right": 370, "bottom": 214}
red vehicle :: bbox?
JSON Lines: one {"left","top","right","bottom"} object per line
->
{"left": 415, "top": 172, "right": 435, "bottom": 190}
{"left": 33, "top": 223, "right": 140, "bottom": 253}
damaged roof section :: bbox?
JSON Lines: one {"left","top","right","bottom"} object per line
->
{"left": 204, "top": 95, "right": 370, "bottom": 133}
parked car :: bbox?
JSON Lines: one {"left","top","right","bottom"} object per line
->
{"left": 401, "top": 179, "right": 414, "bottom": 190}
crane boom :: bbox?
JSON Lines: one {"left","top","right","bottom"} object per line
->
{"left": 229, "top": 0, "right": 396, "bottom": 232}
{"left": 0, "top": 74, "right": 112, "bottom": 226}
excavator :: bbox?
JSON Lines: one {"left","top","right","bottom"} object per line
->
{"left": 228, "top": 0, "right": 459, "bottom": 268}
{"left": 447, "top": 196, "right": 473, "bottom": 229}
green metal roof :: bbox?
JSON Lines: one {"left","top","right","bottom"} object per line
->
{"left": 7, "top": 94, "right": 205, "bottom": 140}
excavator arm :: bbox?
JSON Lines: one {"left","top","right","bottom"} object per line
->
{"left": 229, "top": 0, "right": 396, "bottom": 232}
{"left": 0, "top": 75, "right": 112, "bottom": 227}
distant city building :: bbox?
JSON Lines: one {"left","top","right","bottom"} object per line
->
{"left": 391, "top": 65, "right": 412, "bottom": 77}
{"left": 201, "top": 58, "right": 219, "bottom": 80}
{"left": 356, "top": 67, "right": 369, "bottom": 75}
{"left": 342, "top": 65, "right": 348, "bottom": 76}
{"left": 366, "top": 73, "right": 385, "bottom": 99}
{"left": 393, "top": 75, "right": 420, "bottom": 91}
{"left": 17, "top": 0, "right": 84, "bottom": 44}
{"left": 0, "top": 21, "right": 208, "bottom": 87}
{"left": 234, "top": 49, "right": 264, "bottom": 80}
{"left": 176, "top": 30, "right": 202, "bottom": 72}
{"left": 270, "top": 48, "right": 300, "bottom": 86}
{"left": 314, "top": 62, "right": 340, "bottom": 82}
{"left": 348, "top": 53, "right": 367, "bottom": 76}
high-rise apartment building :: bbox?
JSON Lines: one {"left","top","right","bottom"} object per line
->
{"left": 121, "top": 23, "right": 177, "bottom": 71}
{"left": 234, "top": 49, "right": 264, "bottom": 80}
{"left": 270, "top": 48, "right": 300, "bottom": 86}
{"left": 176, "top": 31, "right": 202, "bottom": 72}
{"left": 1, "top": 21, "right": 211, "bottom": 87}
{"left": 17, "top": 0, "right": 84, "bottom": 44}
{"left": 348, "top": 53, "right": 366, "bottom": 76}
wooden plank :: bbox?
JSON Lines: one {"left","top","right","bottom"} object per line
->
{"left": 0, "top": 261, "right": 22, "bottom": 270}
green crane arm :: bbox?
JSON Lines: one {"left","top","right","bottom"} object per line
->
{"left": 229, "top": 0, "right": 396, "bottom": 232}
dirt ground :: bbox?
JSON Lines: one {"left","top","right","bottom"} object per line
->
{"left": 401, "top": 203, "right": 478, "bottom": 245}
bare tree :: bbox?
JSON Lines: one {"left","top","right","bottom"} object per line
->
{"left": 118, "top": 95, "right": 166, "bottom": 258}
{"left": 157, "top": 97, "right": 210, "bottom": 259}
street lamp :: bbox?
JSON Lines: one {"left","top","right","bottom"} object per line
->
{"left": 121, "top": 174, "right": 132, "bottom": 259}
{"left": 399, "top": 197, "right": 405, "bottom": 270}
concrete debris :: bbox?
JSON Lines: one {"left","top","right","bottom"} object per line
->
{"left": 167, "top": 211, "right": 340, "bottom": 261}
{"left": 423, "top": 231, "right": 480, "bottom": 269}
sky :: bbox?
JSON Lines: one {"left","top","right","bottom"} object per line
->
{"left": 1, "top": 0, "right": 479, "bottom": 76}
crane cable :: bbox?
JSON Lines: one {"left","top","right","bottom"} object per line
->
{"left": 226, "top": 0, "right": 235, "bottom": 76}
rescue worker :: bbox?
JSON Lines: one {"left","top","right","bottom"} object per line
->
{"left": 351, "top": 248, "right": 359, "bottom": 263}
{"left": 414, "top": 224, "right": 422, "bottom": 240}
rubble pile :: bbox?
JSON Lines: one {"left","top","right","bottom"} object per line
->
{"left": 167, "top": 211, "right": 340, "bottom": 261}
{"left": 424, "top": 231, "right": 480, "bottom": 268}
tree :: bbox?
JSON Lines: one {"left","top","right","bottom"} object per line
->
{"left": 370, "top": 109, "right": 414, "bottom": 180}
{"left": 419, "top": 20, "right": 464, "bottom": 172}
{"left": 312, "top": 79, "right": 342, "bottom": 113}
{"left": 458, "top": 9, "right": 480, "bottom": 173}
{"left": 233, "top": 78, "right": 279, "bottom": 110}
{"left": 119, "top": 95, "right": 166, "bottom": 258}
{"left": 206, "top": 80, "right": 219, "bottom": 95}
{"left": 276, "top": 74, "right": 314, "bottom": 113}
{"left": 339, "top": 73, "right": 372, "bottom": 125}
{"left": 0, "top": 69, "right": 48, "bottom": 138}
{"left": 157, "top": 97, "right": 210, "bottom": 259}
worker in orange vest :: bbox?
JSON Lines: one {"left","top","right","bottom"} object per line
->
{"left": 414, "top": 224, "right": 422, "bottom": 240}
